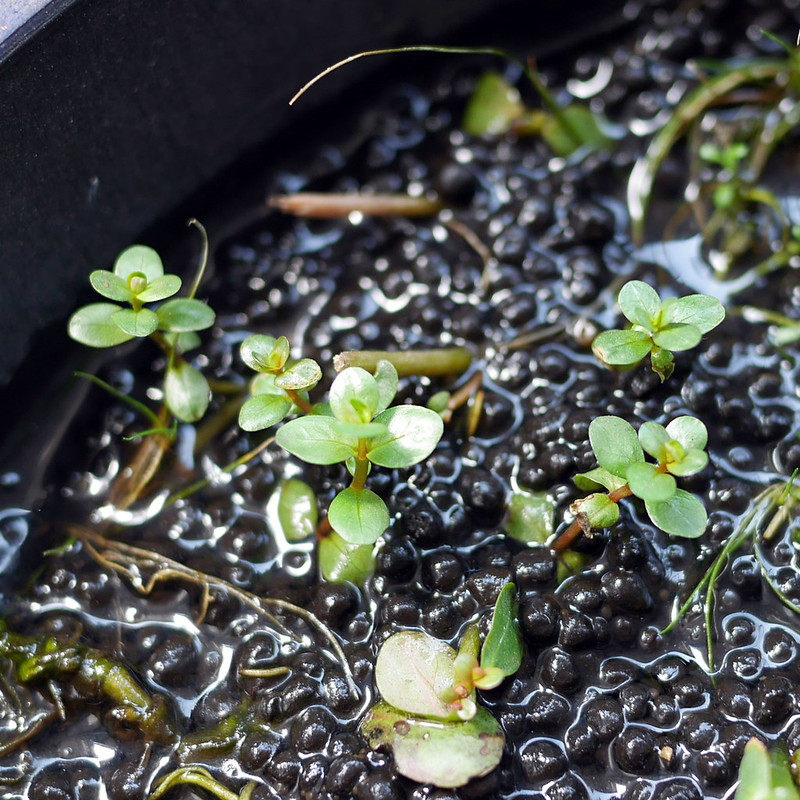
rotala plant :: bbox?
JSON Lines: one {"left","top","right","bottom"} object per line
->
{"left": 68, "top": 244, "right": 216, "bottom": 422}
{"left": 592, "top": 280, "right": 725, "bottom": 381}
{"left": 275, "top": 361, "right": 444, "bottom": 544}
{"left": 553, "top": 415, "right": 710, "bottom": 552}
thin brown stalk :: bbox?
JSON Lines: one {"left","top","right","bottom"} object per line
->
{"left": 269, "top": 193, "right": 442, "bottom": 219}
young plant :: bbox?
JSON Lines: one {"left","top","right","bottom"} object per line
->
{"left": 553, "top": 415, "right": 710, "bottom": 552}
{"left": 361, "top": 584, "right": 522, "bottom": 788}
{"left": 275, "top": 361, "right": 443, "bottom": 544}
{"left": 238, "top": 334, "right": 321, "bottom": 431}
{"left": 736, "top": 739, "right": 800, "bottom": 800}
{"left": 68, "top": 244, "right": 216, "bottom": 422}
{"left": 592, "top": 280, "right": 725, "bottom": 381}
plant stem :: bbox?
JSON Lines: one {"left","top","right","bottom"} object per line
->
{"left": 285, "top": 388, "right": 314, "bottom": 415}
{"left": 269, "top": 193, "right": 442, "bottom": 218}
{"left": 351, "top": 442, "right": 369, "bottom": 492}
{"left": 74, "top": 371, "right": 164, "bottom": 432}
{"left": 186, "top": 219, "right": 210, "bottom": 299}
{"left": 333, "top": 347, "right": 472, "bottom": 377}
{"left": 551, "top": 484, "right": 633, "bottom": 553}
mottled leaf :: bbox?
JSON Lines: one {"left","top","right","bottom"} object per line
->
{"left": 274, "top": 358, "right": 322, "bottom": 391}
{"left": 328, "top": 487, "right": 390, "bottom": 545}
{"left": 360, "top": 703, "right": 504, "bottom": 788}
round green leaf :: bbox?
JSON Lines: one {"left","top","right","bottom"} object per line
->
{"left": 462, "top": 71, "right": 524, "bottom": 137}
{"left": 661, "top": 294, "right": 725, "bottom": 335}
{"left": 570, "top": 493, "right": 620, "bottom": 532}
{"left": 276, "top": 416, "right": 357, "bottom": 464}
{"left": 480, "top": 583, "right": 522, "bottom": 678}
{"left": 68, "top": 303, "right": 133, "bottom": 347}
{"left": 319, "top": 532, "right": 375, "bottom": 584}
{"left": 618, "top": 281, "right": 661, "bottom": 330}
{"left": 374, "top": 631, "right": 459, "bottom": 719}
{"left": 626, "top": 462, "right": 677, "bottom": 503}
{"left": 573, "top": 467, "right": 627, "bottom": 493}
{"left": 592, "top": 329, "right": 653, "bottom": 367}
{"left": 368, "top": 406, "right": 445, "bottom": 468}
{"left": 164, "top": 331, "right": 202, "bottom": 354}
{"left": 638, "top": 421, "right": 670, "bottom": 461}
{"left": 651, "top": 323, "right": 702, "bottom": 352}
{"left": 645, "top": 489, "right": 707, "bottom": 538}
{"left": 504, "top": 491, "right": 554, "bottom": 544}
{"left": 238, "top": 393, "right": 293, "bottom": 431}
{"left": 156, "top": 298, "right": 216, "bottom": 332}
{"left": 112, "top": 307, "right": 159, "bottom": 337}
{"left": 329, "top": 367, "right": 380, "bottom": 424}
{"left": 332, "top": 421, "right": 388, "bottom": 440}
{"left": 240, "top": 335, "right": 281, "bottom": 373}
{"left": 360, "top": 702, "right": 504, "bottom": 789}
{"left": 89, "top": 270, "right": 132, "bottom": 302}
{"left": 276, "top": 479, "right": 318, "bottom": 541}
{"left": 164, "top": 362, "right": 209, "bottom": 422}
{"left": 373, "top": 360, "right": 399, "bottom": 416}
{"left": 328, "top": 487, "right": 390, "bottom": 545}
{"left": 113, "top": 245, "right": 164, "bottom": 282}
{"left": 666, "top": 448, "right": 708, "bottom": 477}
{"left": 136, "top": 274, "right": 182, "bottom": 303}
{"left": 665, "top": 416, "right": 708, "bottom": 451}
{"left": 588, "top": 416, "right": 643, "bottom": 478}
{"left": 274, "top": 358, "right": 322, "bottom": 391}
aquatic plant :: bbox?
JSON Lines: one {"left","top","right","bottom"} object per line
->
{"left": 361, "top": 583, "right": 522, "bottom": 787}
{"left": 553, "top": 415, "right": 710, "bottom": 552}
{"left": 735, "top": 738, "right": 800, "bottom": 800}
{"left": 592, "top": 280, "right": 725, "bottom": 382}
{"left": 276, "top": 362, "right": 444, "bottom": 544}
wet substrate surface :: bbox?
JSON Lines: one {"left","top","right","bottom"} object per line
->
{"left": 5, "top": 0, "right": 800, "bottom": 798}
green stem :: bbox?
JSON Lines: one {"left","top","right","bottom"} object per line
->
{"left": 333, "top": 347, "right": 472, "bottom": 377}
{"left": 351, "top": 442, "right": 370, "bottom": 492}
{"left": 74, "top": 372, "right": 163, "bottom": 432}
{"left": 284, "top": 388, "right": 314, "bottom": 415}
{"left": 186, "top": 219, "right": 210, "bottom": 300}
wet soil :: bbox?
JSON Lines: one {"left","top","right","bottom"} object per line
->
{"left": 4, "top": 1, "right": 800, "bottom": 799}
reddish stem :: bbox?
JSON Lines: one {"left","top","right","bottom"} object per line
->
{"left": 551, "top": 484, "right": 633, "bottom": 554}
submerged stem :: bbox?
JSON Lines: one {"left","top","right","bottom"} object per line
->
{"left": 334, "top": 347, "right": 472, "bottom": 377}
{"left": 269, "top": 193, "right": 442, "bottom": 218}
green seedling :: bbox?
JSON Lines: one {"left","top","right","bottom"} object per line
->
{"left": 362, "top": 584, "right": 522, "bottom": 787}
{"left": 462, "top": 70, "right": 611, "bottom": 156}
{"left": 276, "top": 361, "right": 443, "bottom": 545}
{"left": 592, "top": 280, "right": 725, "bottom": 381}
{"left": 735, "top": 739, "right": 800, "bottom": 800}
{"left": 68, "top": 243, "right": 216, "bottom": 423}
{"left": 238, "top": 334, "right": 321, "bottom": 431}
{"left": 553, "top": 415, "right": 710, "bottom": 552}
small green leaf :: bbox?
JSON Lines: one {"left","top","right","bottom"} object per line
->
{"left": 373, "top": 360, "right": 399, "bottom": 416}
{"left": 618, "top": 281, "right": 661, "bottom": 330}
{"left": 319, "top": 531, "right": 375, "bottom": 583}
{"left": 113, "top": 245, "right": 164, "bottom": 282}
{"left": 592, "top": 329, "right": 653, "bottom": 367}
{"left": 137, "top": 274, "right": 182, "bottom": 303}
{"left": 89, "top": 270, "right": 132, "bottom": 301}
{"left": 374, "top": 631, "right": 460, "bottom": 720}
{"left": 626, "top": 462, "right": 677, "bottom": 503}
{"left": 156, "top": 298, "right": 216, "bottom": 332}
{"left": 332, "top": 421, "right": 388, "bottom": 440}
{"left": 164, "top": 331, "right": 201, "bottom": 354}
{"left": 238, "top": 394, "right": 293, "bottom": 431}
{"left": 462, "top": 72, "right": 525, "bottom": 137}
{"left": 112, "top": 307, "right": 159, "bottom": 337}
{"left": 661, "top": 294, "right": 725, "bottom": 335}
{"left": 505, "top": 491, "right": 554, "bottom": 544}
{"left": 164, "top": 362, "right": 209, "bottom": 422}
{"left": 569, "top": 493, "right": 620, "bottom": 532}
{"left": 573, "top": 467, "right": 627, "bottom": 493}
{"left": 240, "top": 335, "right": 282, "bottom": 373}
{"left": 540, "top": 104, "right": 610, "bottom": 156}
{"left": 651, "top": 323, "right": 702, "bottom": 352}
{"left": 276, "top": 416, "right": 357, "bottom": 464}
{"left": 733, "top": 739, "right": 772, "bottom": 800}
{"left": 481, "top": 583, "right": 522, "bottom": 678}
{"left": 276, "top": 479, "right": 318, "bottom": 541}
{"left": 638, "top": 422, "right": 671, "bottom": 461}
{"left": 589, "top": 416, "right": 643, "bottom": 478}
{"left": 427, "top": 390, "right": 451, "bottom": 415}
{"left": 274, "top": 359, "right": 322, "bottom": 391}
{"left": 367, "top": 406, "right": 445, "bottom": 468}
{"left": 328, "top": 487, "right": 390, "bottom": 544}
{"left": 360, "top": 702, "right": 504, "bottom": 788}
{"left": 666, "top": 447, "right": 708, "bottom": 477}
{"left": 68, "top": 303, "right": 134, "bottom": 347}
{"left": 770, "top": 325, "right": 800, "bottom": 346}
{"left": 665, "top": 416, "right": 708, "bottom": 452}
{"left": 329, "top": 367, "right": 380, "bottom": 424}
{"left": 645, "top": 489, "right": 707, "bottom": 538}
{"left": 650, "top": 347, "right": 674, "bottom": 382}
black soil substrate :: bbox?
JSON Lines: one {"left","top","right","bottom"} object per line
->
{"left": 5, "top": 1, "right": 800, "bottom": 799}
